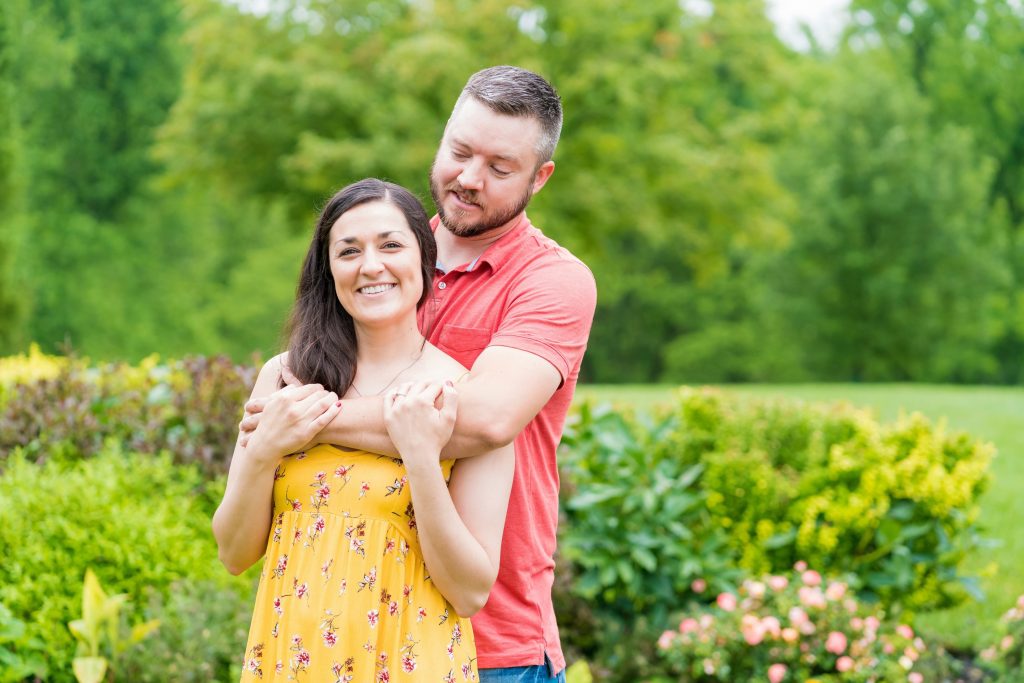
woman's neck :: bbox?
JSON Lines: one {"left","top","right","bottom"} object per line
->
{"left": 353, "top": 316, "right": 426, "bottom": 371}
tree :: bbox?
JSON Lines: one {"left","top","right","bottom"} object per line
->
{"left": 2, "top": 0, "right": 186, "bottom": 354}
{"left": 847, "top": 0, "right": 1024, "bottom": 380}
{"left": 767, "top": 56, "right": 1005, "bottom": 380}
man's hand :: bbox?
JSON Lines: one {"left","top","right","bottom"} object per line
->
{"left": 238, "top": 359, "right": 304, "bottom": 446}
{"left": 243, "top": 383, "right": 341, "bottom": 465}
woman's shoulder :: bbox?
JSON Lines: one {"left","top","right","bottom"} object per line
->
{"left": 414, "top": 343, "right": 469, "bottom": 383}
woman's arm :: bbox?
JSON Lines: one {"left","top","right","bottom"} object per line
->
{"left": 212, "top": 356, "right": 341, "bottom": 575}
{"left": 383, "top": 381, "right": 514, "bottom": 617}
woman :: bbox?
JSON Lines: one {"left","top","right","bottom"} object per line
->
{"left": 213, "top": 178, "right": 514, "bottom": 681}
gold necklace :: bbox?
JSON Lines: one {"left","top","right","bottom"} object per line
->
{"left": 350, "top": 353, "right": 424, "bottom": 397}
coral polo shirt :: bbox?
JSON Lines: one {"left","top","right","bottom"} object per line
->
{"left": 417, "top": 213, "right": 596, "bottom": 673}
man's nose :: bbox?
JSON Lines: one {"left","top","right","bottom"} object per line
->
{"left": 457, "top": 159, "right": 485, "bottom": 190}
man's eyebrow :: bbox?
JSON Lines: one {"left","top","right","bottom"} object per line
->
{"left": 451, "top": 138, "right": 520, "bottom": 163}
{"left": 335, "top": 231, "right": 404, "bottom": 245}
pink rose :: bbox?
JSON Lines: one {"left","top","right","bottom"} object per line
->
{"left": 850, "top": 617, "right": 864, "bottom": 630}
{"left": 865, "top": 616, "right": 880, "bottom": 631}
{"left": 836, "top": 655, "right": 854, "bottom": 672}
{"left": 794, "top": 561, "right": 808, "bottom": 572}
{"left": 799, "top": 586, "right": 827, "bottom": 609}
{"left": 781, "top": 627, "right": 799, "bottom": 643}
{"left": 657, "top": 630, "right": 675, "bottom": 650}
{"left": 746, "top": 581, "right": 767, "bottom": 599}
{"left": 768, "top": 575, "right": 789, "bottom": 591}
{"left": 761, "top": 616, "right": 782, "bottom": 638}
{"left": 896, "top": 624, "right": 915, "bottom": 640}
{"left": 801, "top": 569, "right": 822, "bottom": 587}
{"left": 716, "top": 592, "right": 737, "bottom": 612}
{"left": 825, "top": 581, "right": 847, "bottom": 601}
{"left": 908, "top": 673, "right": 924, "bottom": 683}
{"left": 767, "top": 662, "right": 787, "bottom": 683}
{"left": 825, "top": 631, "right": 848, "bottom": 655}
{"left": 691, "top": 578, "right": 707, "bottom": 594}
{"left": 788, "top": 606, "right": 809, "bottom": 627}
{"left": 1001, "top": 635, "right": 1015, "bottom": 651}
{"left": 679, "top": 618, "right": 699, "bottom": 634}
{"left": 741, "top": 614, "right": 765, "bottom": 645}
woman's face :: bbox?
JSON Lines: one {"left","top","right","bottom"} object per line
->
{"left": 328, "top": 200, "right": 424, "bottom": 329}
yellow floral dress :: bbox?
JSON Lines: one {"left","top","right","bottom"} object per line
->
{"left": 239, "top": 445, "right": 477, "bottom": 682}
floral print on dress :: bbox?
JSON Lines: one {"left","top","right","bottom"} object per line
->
{"left": 239, "top": 446, "right": 477, "bottom": 682}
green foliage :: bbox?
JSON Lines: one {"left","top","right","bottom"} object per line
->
{"left": 0, "top": 602, "right": 48, "bottom": 683}
{"left": 114, "top": 580, "right": 252, "bottom": 683}
{"left": 559, "top": 402, "right": 739, "bottom": 622}
{"left": 0, "top": 354, "right": 256, "bottom": 476}
{"left": 0, "top": 446, "right": 251, "bottom": 682}
{"left": 68, "top": 569, "right": 159, "bottom": 683}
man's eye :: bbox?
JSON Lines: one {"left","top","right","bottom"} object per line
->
{"left": 492, "top": 167, "right": 511, "bottom": 177}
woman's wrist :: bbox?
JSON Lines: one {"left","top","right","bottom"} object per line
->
{"left": 402, "top": 451, "right": 444, "bottom": 478}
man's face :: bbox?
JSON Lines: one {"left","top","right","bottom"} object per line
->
{"left": 430, "top": 97, "right": 554, "bottom": 238}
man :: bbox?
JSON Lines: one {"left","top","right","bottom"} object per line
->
{"left": 244, "top": 65, "right": 596, "bottom": 682}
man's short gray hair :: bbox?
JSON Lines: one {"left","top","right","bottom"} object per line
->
{"left": 452, "top": 65, "right": 563, "bottom": 165}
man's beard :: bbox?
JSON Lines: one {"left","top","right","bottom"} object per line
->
{"left": 430, "top": 167, "right": 534, "bottom": 238}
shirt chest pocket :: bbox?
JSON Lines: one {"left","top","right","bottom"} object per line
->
{"left": 437, "top": 325, "right": 492, "bottom": 367}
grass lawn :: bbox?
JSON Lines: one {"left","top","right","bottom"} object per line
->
{"left": 574, "top": 383, "right": 1024, "bottom": 651}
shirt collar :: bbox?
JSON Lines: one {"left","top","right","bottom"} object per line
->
{"left": 430, "top": 213, "right": 531, "bottom": 274}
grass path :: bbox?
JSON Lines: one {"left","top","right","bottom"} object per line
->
{"left": 574, "top": 383, "right": 1024, "bottom": 650}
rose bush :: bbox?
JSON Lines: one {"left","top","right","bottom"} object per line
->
{"left": 655, "top": 564, "right": 957, "bottom": 682}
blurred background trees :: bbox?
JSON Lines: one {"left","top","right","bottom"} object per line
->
{"left": 1, "top": 0, "right": 1020, "bottom": 383}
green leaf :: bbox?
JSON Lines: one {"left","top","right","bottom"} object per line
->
{"left": 631, "top": 547, "right": 657, "bottom": 572}
{"left": 565, "top": 660, "right": 594, "bottom": 683}
{"left": 72, "top": 656, "right": 107, "bottom": 683}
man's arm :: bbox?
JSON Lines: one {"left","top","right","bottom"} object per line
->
{"left": 318, "top": 346, "right": 559, "bottom": 458}
{"left": 241, "top": 346, "right": 560, "bottom": 459}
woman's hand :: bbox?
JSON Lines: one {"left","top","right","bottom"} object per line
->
{"left": 383, "top": 380, "right": 457, "bottom": 473}
{"left": 245, "top": 383, "right": 341, "bottom": 466}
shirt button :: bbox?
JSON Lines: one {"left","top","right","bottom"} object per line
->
{"left": 438, "top": 282, "right": 447, "bottom": 290}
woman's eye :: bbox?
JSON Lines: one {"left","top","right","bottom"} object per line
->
{"left": 382, "top": 241, "right": 403, "bottom": 249}
{"left": 338, "top": 248, "right": 358, "bottom": 257}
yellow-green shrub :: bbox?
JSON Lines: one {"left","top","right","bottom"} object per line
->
{"left": 665, "top": 388, "right": 992, "bottom": 611}
{"left": 0, "top": 344, "right": 68, "bottom": 408}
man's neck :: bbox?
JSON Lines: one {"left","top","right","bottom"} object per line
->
{"left": 435, "top": 215, "right": 523, "bottom": 271}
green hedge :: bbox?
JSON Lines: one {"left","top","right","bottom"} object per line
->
{"left": 0, "top": 445, "right": 252, "bottom": 682}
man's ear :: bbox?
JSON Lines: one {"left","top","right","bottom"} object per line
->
{"left": 531, "top": 160, "right": 555, "bottom": 195}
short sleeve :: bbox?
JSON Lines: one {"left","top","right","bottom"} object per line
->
{"left": 487, "top": 258, "right": 597, "bottom": 383}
